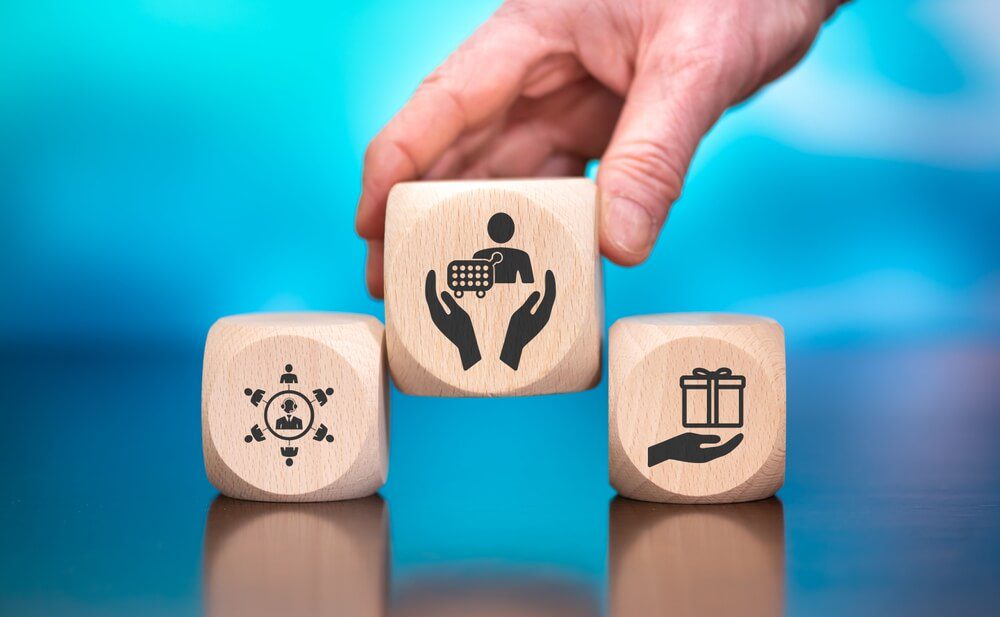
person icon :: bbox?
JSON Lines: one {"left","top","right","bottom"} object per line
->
{"left": 244, "top": 388, "right": 266, "bottom": 406}
{"left": 313, "top": 387, "right": 334, "bottom": 406}
{"left": 275, "top": 398, "right": 303, "bottom": 431}
{"left": 473, "top": 212, "right": 534, "bottom": 284}
{"left": 280, "top": 446, "right": 298, "bottom": 466}
{"left": 280, "top": 364, "right": 298, "bottom": 384}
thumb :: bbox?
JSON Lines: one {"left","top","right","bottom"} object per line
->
{"left": 439, "top": 291, "right": 461, "bottom": 314}
{"left": 519, "top": 291, "right": 541, "bottom": 313}
{"left": 598, "top": 55, "right": 733, "bottom": 265}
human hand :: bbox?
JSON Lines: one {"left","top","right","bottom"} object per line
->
{"left": 356, "top": 0, "right": 844, "bottom": 296}
{"left": 425, "top": 270, "right": 482, "bottom": 370}
{"left": 500, "top": 270, "right": 555, "bottom": 370}
{"left": 648, "top": 432, "right": 744, "bottom": 466}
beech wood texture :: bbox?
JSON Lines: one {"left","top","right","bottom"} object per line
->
{"left": 202, "top": 312, "right": 388, "bottom": 502}
{"left": 385, "top": 178, "right": 603, "bottom": 397}
{"left": 204, "top": 495, "right": 388, "bottom": 617}
{"left": 610, "top": 313, "right": 785, "bottom": 503}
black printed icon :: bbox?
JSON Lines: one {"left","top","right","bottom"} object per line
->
{"left": 475, "top": 212, "right": 534, "bottom": 284}
{"left": 648, "top": 432, "right": 744, "bottom": 466}
{"left": 426, "top": 271, "right": 482, "bottom": 370}
{"left": 448, "top": 253, "right": 502, "bottom": 298}
{"left": 681, "top": 367, "right": 745, "bottom": 428}
{"left": 425, "top": 212, "right": 555, "bottom": 371}
{"left": 243, "top": 364, "right": 336, "bottom": 467}
{"left": 648, "top": 367, "right": 747, "bottom": 466}
{"left": 245, "top": 388, "right": 265, "bottom": 406}
{"left": 499, "top": 269, "right": 556, "bottom": 370}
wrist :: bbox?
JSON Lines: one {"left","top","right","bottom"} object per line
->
{"left": 499, "top": 338, "right": 522, "bottom": 370}
{"left": 459, "top": 343, "right": 482, "bottom": 370}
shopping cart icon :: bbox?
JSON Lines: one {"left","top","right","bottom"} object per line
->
{"left": 446, "top": 252, "right": 503, "bottom": 298}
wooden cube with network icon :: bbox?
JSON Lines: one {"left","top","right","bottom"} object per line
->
{"left": 384, "top": 178, "right": 603, "bottom": 397}
{"left": 609, "top": 313, "right": 786, "bottom": 503}
{"left": 202, "top": 312, "right": 388, "bottom": 502}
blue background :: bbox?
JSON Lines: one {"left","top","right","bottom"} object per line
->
{"left": 1, "top": 1, "right": 998, "bottom": 615}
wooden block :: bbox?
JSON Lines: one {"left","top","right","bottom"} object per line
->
{"left": 202, "top": 312, "right": 388, "bottom": 502}
{"left": 609, "top": 497, "right": 784, "bottom": 617}
{"left": 204, "top": 495, "right": 388, "bottom": 617}
{"left": 609, "top": 313, "right": 785, "bottom": 503}
{"left": 385, "top": 178, "right": 603, "bottom": 397}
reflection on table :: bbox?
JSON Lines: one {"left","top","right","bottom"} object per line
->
{"left": 393, "top": 574, "right": 599, "bottom": 617}
{"left": 203, "top": 495, "right": 388, "bottom": 617}
{"left": 609, "top": 497, "right": 785, "bottom": 617}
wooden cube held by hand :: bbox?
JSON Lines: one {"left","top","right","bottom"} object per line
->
{"left": 609, "top": 314, "right": 785, "bottom": 503}
{"left": 203, "top": 313, "right": 388, "bottom": 501}
{"left": 385, "top": 178, "right": 603, "bottom": 397}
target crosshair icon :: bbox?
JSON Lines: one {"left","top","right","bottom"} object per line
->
{"left": 243, "top": 363, "right": 336, "bottom": 467}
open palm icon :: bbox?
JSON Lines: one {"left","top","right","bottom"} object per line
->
{"left": 647, "top": 432, "right": 744, "bottom": 467}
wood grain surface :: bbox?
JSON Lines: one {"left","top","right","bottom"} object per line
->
{"left": 202, "top": 312, "right": 388, "bottom": 502}
{"left": 385, "top": 178, "right": 603, "bottom": 397}
{"left": 610, "top": 313, "right": 785, "bottom": 503}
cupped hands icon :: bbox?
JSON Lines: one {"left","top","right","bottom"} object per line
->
{"left": 424, "top": 269, "right": 556, "bottom": 371}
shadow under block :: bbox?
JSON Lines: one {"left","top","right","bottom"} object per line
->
{"left": 202, "top": 312, "right": 388, "bottom": 502}
{"left": 204, "top": 495, "right": 388, "bottom": 617}
{"left": 609, "top": 313, "right": 785, "bottom": 503}
{"left": 385, "top": 178, "right": 603, "bottom": 397}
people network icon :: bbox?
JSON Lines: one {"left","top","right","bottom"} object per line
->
{"left": 243, "top": 364, "right": 336, "bottom": 467}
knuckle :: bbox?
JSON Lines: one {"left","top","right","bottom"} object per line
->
{"left": 604, "top": 143, "right": 686, "bottom": 220}
{"left": 414, "top": 71, "right": 471, "bottom": 129}
{"left": 672, "top": 40, "right": 751, "bottom": 93}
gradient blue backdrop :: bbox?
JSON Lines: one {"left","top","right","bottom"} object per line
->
{"left": 1, "top": 1, "right": 998, "bottom": 615}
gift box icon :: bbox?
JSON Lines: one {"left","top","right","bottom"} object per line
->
{"left": 680, "top": 367, "right": 746, "bottom": 428}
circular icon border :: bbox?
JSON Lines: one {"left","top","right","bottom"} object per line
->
{"left": 263, "top": 390, "right": 315, "bottom": 441}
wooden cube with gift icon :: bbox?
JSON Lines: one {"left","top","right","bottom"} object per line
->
{"left": 609, "top": 313, "right": 786, "bottom": 504}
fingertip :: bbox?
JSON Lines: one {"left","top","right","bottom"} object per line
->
{"left": 366, "top": 274, "right": 384, "bottom": 300}
{"left": 365, "top": 240, "right": 385, "bottom": 300}
{"left": 599, "top": 192, "right": 660, "bottom": 266}
{"left": 357, "top": 136, "right": 421, "bottom": 240}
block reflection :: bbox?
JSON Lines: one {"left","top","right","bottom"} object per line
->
{"left": 393, "top": 575, "right": 599, "bottom": 617}
{"left": 609, "top": 497, "right": 785, "bottom": 617}
{"left": 203, "top": 495, "right": 389, "bottom": 617}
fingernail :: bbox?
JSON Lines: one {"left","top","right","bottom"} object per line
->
{"left": 605, "top": 194, "right": 656, "bottom": 257}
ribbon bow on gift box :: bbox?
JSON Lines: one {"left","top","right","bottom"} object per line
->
{"left": 691, "top": 367, "right": 733, "bottom": 378}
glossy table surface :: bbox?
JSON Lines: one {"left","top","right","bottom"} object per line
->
{"left": 2, "top": 339, "right": 998, "bottom": 616}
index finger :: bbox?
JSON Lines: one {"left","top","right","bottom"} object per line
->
{"left": 355, "top": 12, "right": 560, "bottom": 241}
